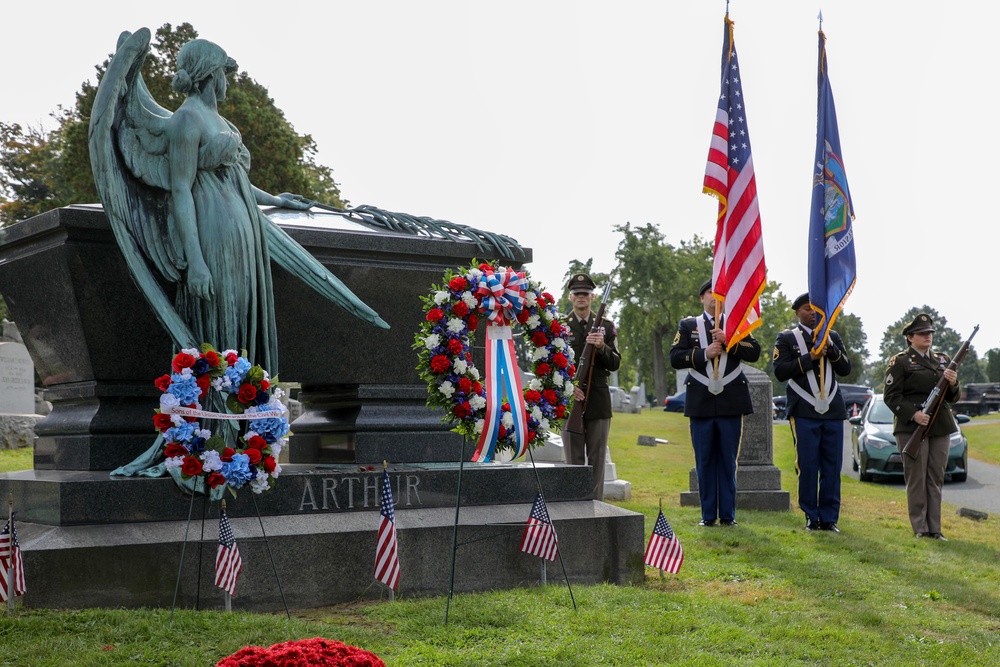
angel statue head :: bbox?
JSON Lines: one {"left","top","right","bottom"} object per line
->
{"left": 172, "top": 39, "right": 238, "bottom": 98}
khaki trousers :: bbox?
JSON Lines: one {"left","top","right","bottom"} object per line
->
{"left": 895, "top": 433, "right": 949, "bottom": 535}
{"left": 563, "top": 418, "right": 611, "bottom": 501}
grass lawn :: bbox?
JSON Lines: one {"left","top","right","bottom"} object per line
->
{"left": 1, "top": 411, "right": 999, "bottom": 666}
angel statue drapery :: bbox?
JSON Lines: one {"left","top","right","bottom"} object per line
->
{"left": 90, "top": 29, "right": 387, "bottom": 490}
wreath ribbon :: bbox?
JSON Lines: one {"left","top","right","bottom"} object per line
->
{"left": 165, "top": 406, "right": 283, "bottom": 420}
{"left": 472, "top": 324, "right": 529, "bottom": 462}
{"left": 476, "top": 267, "right": 527, "bottom": 325}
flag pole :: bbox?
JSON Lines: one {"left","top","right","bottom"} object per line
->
{"left": 249, "top": 492, "right": 291, "bottom": 620}
{"left": 170, "top": 485, "right": 199, "bottom": 624}
{"left": 384, "top": 460, "right": 395, "bottom": 603}
{"left": 6, "top": 494, "right": 13, "bottom": 613}
{"left": 445, "top": 434, "right": 468, "bottom": 625}
{"left": 712, "top": 300, "right": 721, "bottom": 382}
{"left": 526, "top": 445, "right": 576, "bottom": 611}
{"left": 221, "top": 499, "right": 232, "bottom": 613}
{"left": 657, "top": 498, "right": 665, "bottom": 581}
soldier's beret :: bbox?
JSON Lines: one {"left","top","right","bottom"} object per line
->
{"left": 792, "top": 293, "right": 810, "bottom": 310}
{"left": 903, "top": 313, "right": 936, "bottom": 336}
{"left": 567, "top": 273, "right": 596, "bottom": 293}
{"left": 699, "top": 279, "right": 713, "bottom": 296}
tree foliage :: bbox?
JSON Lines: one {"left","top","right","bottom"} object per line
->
{"left": 0, "top": 23, "right": 343, "bottom": 226}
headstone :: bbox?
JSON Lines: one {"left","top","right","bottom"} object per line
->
{"left": 957, "top": 507, "right": 988, "bottom": 521}
{"left": 629, "top": 386, "right": 643, "bottom": 413}
{"left": 637, "top": 435, "right": 657, "bottom": 447}
{"left": 0, "top": 339, "right": 35, "bottom": 415}
{"left": 680, "top": 366, "right": 790, "bottom": 511}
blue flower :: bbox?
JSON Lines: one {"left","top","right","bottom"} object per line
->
{"left": 165, "top": 421, "right": 198, "bottom": 444}
{"left": 233, "top": 357, "right": 252, "bottom": 376}
{"left": 221, "top": 453, "right": 253, "bottom": 488}
{"left": 193, "top": 358, "right": 210, "bottom": 375}
{"left": 167, "top": 374, "right": 201, "bottom": 405}
{"left": 254, "top": 388, "right": 270, "bottom": 406}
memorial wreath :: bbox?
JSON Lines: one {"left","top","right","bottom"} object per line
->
{"left": 415, "top": 262, "right": 575, "bottom": 462}
{"left": 153, "top": 344, "right": 289, "bottom": 495}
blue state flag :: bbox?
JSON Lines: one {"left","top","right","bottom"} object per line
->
{"left": 809, "top": 30, "right": 856, "bottom": 352}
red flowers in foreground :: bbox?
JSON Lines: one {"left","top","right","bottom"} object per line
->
{"left": 216, "top": 638, "right": 385, "bottom": 667}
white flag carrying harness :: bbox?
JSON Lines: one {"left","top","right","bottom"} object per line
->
{"left": 786, "top": 328, "right": 836, "bottom": 414}
{"left": 687, "top": 317, "right": 741, "bottom": 395}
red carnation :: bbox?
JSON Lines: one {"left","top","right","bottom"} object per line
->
{"left": 244, "top": 448, "right": 262, "bottom": 465}
{"left": 172, "top": 352, "right": 196, "bottom": 373}
{"left": 426, "top": 308, "right": 445, "bottom": 322}
{"left": 237, "top": 383, "right": 258, "bottom": 404}
{"left": 452, "top": 301, "right": 470, "bottom": 317}
{"left": 516, "top": 309, "right": 530, "bottom": 323}
{"left": 247, "top": 435, "right": 267, "bottom": 450}
{"left": 473, "top": 381, "right": 483, "bottom": 395}
{"left": 430, "top": 354, "right": 451, "bottom": 374}
{"left": 164, "top": 442, "right": 188, "bottom": 458}
{"left": 467, "top": 314, "right": 479, "bottom": 330}
{"left": 535, "top": 362, "right": 551, "bottom": 377}
{"left": 196, "top": 374, "right": 210, "bottom": 397}
{"left": 458, "top": 378, "right": 472, "bottom": 394}
{"left": 526, "top": 430, "right": 537, "bottom": 444}
{"left": 262, "top": 456, "right": 277, "bottom": 474}
{"left": 549, "top": 320, "right": 563, "bottom": 335}
{"left": 555, "top": 404, "right": 566, "bottom": 418}
{"left": 449, "top": 276, "right": 468, "bottom": 291}
{"left": 154, "top": 374, "right": 172, "bottom": 392}
{"left": 542, "top": 291, "right": 555, "bottom": 305}
{"left": 452, "top": 402, "right": 472, "bottom": 419}
{"left": 501, "top": 401, "right": 511, "bottom": 412}
{"left": 221, "top": 447, "right": 235, "bottom": 463}
{"left": 552, "top": 352, "right": 569, "bottom": 369}
{"left": 543, "top": 389, "right": 558, "bottom": 404}
{"left": 153, "top": 412, "right": 173, "bottom": 431}
{"left": 207, "top": 472, "right": 226, "bottom": 489}
{"left": 525, "top": 389, "right": 542, "bottom": 403}
{"left": 225, "top": 352, "right": 239, "bottom": 367}
{"left": 447, "top": 338, "right": 464, "bottom": 355}
{"left": 567, "top": 363, "right": 576, "bottom": 378}
{"left": 531, "top": 331, "right": 549, "bottom": 347}
{"left": 180, "top": 456, "right": 203, "bottom": 477}
{"left": 479, "top": 263, "right": 492, "bottom": 271}
{"left": 498, "top": 424, "right": 507, "bottom": 438}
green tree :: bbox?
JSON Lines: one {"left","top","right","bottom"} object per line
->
{"left": 830, "top": 311, "right": 869, "bottom": 385}
{"left": 986, "top": 348, "right": 1000, "bottom": 383}
{"left": 0, "top": 23, "right": 343, "bottom": 226}
{"left": 747, "top": 281, "right": 794, "bottom": 383}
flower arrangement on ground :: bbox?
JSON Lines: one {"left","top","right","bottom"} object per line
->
{"left": 415, "top": 262, "right": 575, "bottom": 460}
{"left": 154, "top": 343, "right": 289, "bottom": 495}
{"left": 215, "top": 637, "right": 385, "bottom": 667}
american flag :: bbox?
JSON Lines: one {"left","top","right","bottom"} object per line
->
{"left": 643, "top": 510, "right": 684, "bottom": 574}
{"left": 518, "top": 492, "right": 559, "bottom": 562}
{"left": 1, "top": 515, "right": 26, "bottom": 601}
{"left": 374, "top": 469, "right": 400, "bottom": 591}
{"left": 703, "top": 15, "right": 767, "bottom": 350}
{"left": 214, "top": 508, "right": 242, "bottom": 597}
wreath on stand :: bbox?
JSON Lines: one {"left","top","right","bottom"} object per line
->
{"left": 153, "top": 344, "right": 290, "bottom": 496}
{"left": 415, "top": 262, "right": 576, "bottom": 460}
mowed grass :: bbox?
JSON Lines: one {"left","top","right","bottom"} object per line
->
{"left": 1, "top": 411, "right": 1000, "bottom": 666}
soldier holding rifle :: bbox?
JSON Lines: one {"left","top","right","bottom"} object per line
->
{"left": 883, "top": 313, "right": 960, "bottom": 541}
{"left": 562, "top": 273, "right": 621, "bottom": 501}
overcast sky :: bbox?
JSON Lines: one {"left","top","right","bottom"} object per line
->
{"left": 2, "top": 1, "right": 990, "bottom": 359}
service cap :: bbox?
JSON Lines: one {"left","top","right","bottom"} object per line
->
{"left": 567, "top": 273, "right": 597, "bottom": 293}
{"left": 903, "top": 313, "right": 936, "bottom": 336}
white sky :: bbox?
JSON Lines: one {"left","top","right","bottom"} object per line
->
{"left": 2, "top": 1, "right": 990, "bottom": 359}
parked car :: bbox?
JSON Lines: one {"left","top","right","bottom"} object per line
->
{"left": 849, "top": 393, "right": 969, "bottom": 483}
{"left": 663, "top": 391, "right": 685, "bottom": 412}
{"left": 840, "top": 384, "right": 874, "bottom": 418}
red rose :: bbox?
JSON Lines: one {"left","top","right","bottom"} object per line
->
{"left": 196, "top": 374, "right": 210, "bottom": 397}
{"left": 238, "top": 383, "right": 258, "bottom": 404}
{"left": 172, "top": 352, "right": 196, "bottom": 373}
{"left": 555, "top": 405, "right": 566, "bottom": 418}
{"left": 458, "top": 378, "right": 472, "bottom": 394}
{"left": 452, "top": 301, "right": 469, "bottom": 317}
{"left": 535, "top": 362, "right": 551, "bottom": 377}
{"left": 479, "top": 262, "right": 492, "bottom": 271}
{"left": 247, "top": 435, "right": 267, "bottom": 450}
{"left": 426, "top": 308, "right": 444, "bottom": 322}
{"left": 221, "top": 447, "right": 235, "bottom": 462}
{"left": 473, "top": 381, "right": 483, "bottom": 395}
{"left": 549, "top": 320, "right": 563, "bottom": 335}
{"left": 447, "top": 338, "right": 464, "bottom": 355}
{"left": 153, "top": 412, "right": 173, "bottom": 431}
{"left": 181, "top": 456, "right": 203, "bottom": 477}
{"left": 567, "top": 363, "right": 576, "bottom": 378}
{"left": 183, "top": 405, "right": 199, "bottom": 423}
{"left": 225, "top": 352, "right": 239, "bottom": 367}
{"left": 552, "top": 352, "right": 569, "bottom": 369}
{"left": 207, "top": 472, "right": 226, "bottom": 489}
{"left": 262, "top": 456, "right": 277, "bottom": 473}
{"left": 525, "top": 389, "right": 542, "bottom": 403}
{"left": 449, "top": 276, "right": 468, "bottom": 291}
{"left": 204, "top": 350, "right": 220, "bottom": 367}
{"left": 467, "top": 314, "right": 479, "bottom": 330}
{"left": 154, "top": 374, "right": 172, "bottom": 392}
{"left": 430, "top": 355, "right": 451, "bottom": 374}
{"left": 244, "top": 448, "right": 262, "bottom": 465}
{"left": 164, "top": 442, "right": 188, "bottom": 458}
{"left": 531, "top": 331, "right": 549, "bottom": 347}
{"left": 260, "top": 379, "right": 270, "bottom": 391}
{"left": 543, "top": 389, "right": 559, "bottom": 404}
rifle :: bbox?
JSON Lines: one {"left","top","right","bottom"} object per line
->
{"left": 901, "top": 325, "right": 978, "bottom": 459}
{"left": 565, "top": 275, "right": 616, "bottom": 435}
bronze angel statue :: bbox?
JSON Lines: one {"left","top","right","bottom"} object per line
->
{"left": 89, "top": 28, "right": 389, "bottom": 376}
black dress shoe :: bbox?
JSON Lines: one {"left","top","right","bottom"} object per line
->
{"left": 930, "top": 532, "right": 948, "bottom": 541}
{"left": 720, "top": 520, "right": 738, "bottom": 527}
{"left": 698, "top": 519, "right": 716, "bottom": 527}
{"left": 820, "top": 522, "right": 840, "bottom": 533}
{"left": 805, "top": 519, "right": 820, "bottom": 531}
{"left": 914, "top": 532, "right": 928, "bottom": 538}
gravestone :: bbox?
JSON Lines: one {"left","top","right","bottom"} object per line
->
{"left": 680, "top": 366, "right": 790, "bottom": 511}
{"left": 0, "top": 322, "right": 40, "bottom": 449}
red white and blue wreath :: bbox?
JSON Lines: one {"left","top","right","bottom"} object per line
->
{"left": 152, "top": 344, "right": 289, "bottom": 496}
{"left": 415, "top": 262, "right": 576, "bottom": 462}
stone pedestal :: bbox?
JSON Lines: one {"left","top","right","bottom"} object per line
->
{"left": 680, "top": 366, "right": 790, "bottom": 512}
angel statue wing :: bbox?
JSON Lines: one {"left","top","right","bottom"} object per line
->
{"left": 88, "top": 28, "right": 387, "bottom": 354}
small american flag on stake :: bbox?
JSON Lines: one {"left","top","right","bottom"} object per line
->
{"left": 519, "top": 492, "right": 559, "bottom": 562}
{"left": 214, "top": 504, "right": 243, "bottom": 597}
{"left": 374, "top": 468, "right": 400, "bottom": 591}
{"left": 644, "top": 509, "right": 684, "bottom": 574}
{"left": 1, "top": 506, "right": 26, "bottom": 602}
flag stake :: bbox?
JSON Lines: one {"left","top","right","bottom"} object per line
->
{"left": 169, "top": 485, "right": 199, "bottom": 624}
{"left": 525, "top": 445, "right": 576, "bottom": 610}
{"left": 250, "top": 492, "right": 291, "bottom": 620}
{"left": 444, "top": 435, "right": 467, "bottom": 625}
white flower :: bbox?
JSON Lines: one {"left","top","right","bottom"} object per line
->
{"left": 494, "top": 448, "right": 514, "bottom": 463}
{"left": 159, "top": 393, "right": 180, "bottom": 409}
{"left": 453, "top": 358, "right": 468, "bottom": 374}
{"left": 271, "top": 386, "right": 285, "bottom": 400}
{"left": 462, "top": 291, "right": 477, "bottom": 308}
{"left": 447, "top": 317, "right": 465, "bottom": 333}
{"left": 532, "top": 347, "right": 550, "bottom": 361}
{"left": 164, "top": 455, "right": 185, "bottom": 471}
{"left": 552, "top": 338, "right": 566, "bottom": 349}
{"left": 200, "top": 450, "right": 222, "bottom": 472}
{"left": 439, "top": 380, "right": 455, "bottom": 398}
{"left": 564, "top": 384, "right": 576, "bottom": 397}
{"left": 529, "top": 378, "right": 543, "bottom": 391}
{"left": 474, "top": 419, "right": 485, "bottom": 434}
{"left": 270, "top": 441, "right": 284, "bottom": 458}
{"left": 501, "top": 411, "right": 515, "bottom": 429}
{"left": 531, "top": 406, "right": 544, "bottom": 421}
{"left": 551, "top": 373, "right": 564, "bottom": 387}
{"left": 469, "top": 268, "right": 483, "bottom": 281}
{"left": 251, "top": 473, "right": 271, "bottom": 494}
{"left": 567, "top": 347, "right": 576, "bottom": 362}
{"left": 272, "top": 462, "right": 283, "bottom": 478}
{"left": 525, "top": 291, "right": 538, "bottom": 306}
{"left": 181, "top": 347, "right": 200, "bottom": 357}
{"left": 526, "top": 315, "right": 541, "bottom": 329}
{"left": 433, "top": 290, "right": 450, "bottom": 305}
{"left": 424, "top": 333, "right": 441, "bottom": 349}
{"left": 539, "top": 418, "right": 550, "bottom": 431}
{"left": 222, "top": 349, "right": 238, "bottom": 358}
{"left": 469, "top": 366, "right": 480, "bottom": 380}
{"left": 195, "top": 428, "right": 212, "bottom": 440}
{"left": 170, "top": 413, "right": 185, "bottom": 427}
{"left": 469, "top": 394, "right": 486, "bottom": 410}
